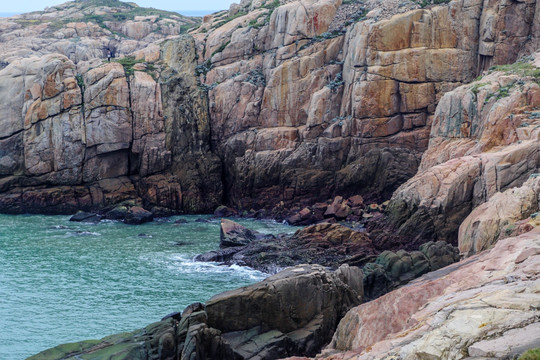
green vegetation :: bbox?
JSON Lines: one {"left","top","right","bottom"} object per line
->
{"left": 212, "top": 10, "right": 248, "bottom": 29}
{"left": 113, "top": 56, "right": 144, "bottom": 77}
{"left": 211, "top": 40, "right": 231, "bottom": 58}
{"left": 484, "top": 83, "right": 515, "bottom": 103}
{"left": 41, "top": 0, "right": 198, "bottom": 36}
{"left": 75, "top": 74, "right": 85, "bottom": 90}
{"left": 519, "top": 348, "right": 540, "bottom": 360}
{"left": 263, "top": 0, "right": 280, "bottom": 11}
{"left": 195, "top": 60, "right": 213, "bottom": 77}
{"left": 470, "top": 82, "right": 488, "bottom": 95}
{"left": 415, "top": 0, "right": 451, "bottom": 8}
{"left": 299, "top": 29, "right": 345, "bottom": 51}
{"left": 326, "top": 72, "right": 344, "bottom": 92}
{"left": 343, "top": 9, "right": 367, "bottom": 27}
{"left": 528, "top": 111, "right": 540, "bottom": 119}
{"left": 489, "top": 62, "right": 540, "bottom": 78}
{"left": 246, "top": 69, "right": 266, "bottom": 87}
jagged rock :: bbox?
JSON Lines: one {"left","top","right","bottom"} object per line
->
{"left": 388, "top": 64, "right": 540, "bottom": 245}
{"left": 214, "top": 205, "right": 238, "bottom": 217}
{"left": 287, "top": 207, "right": 322, "bottom": 226}
{"left": 104, "top": 205, "right": 129, "bottom": 220}
{"left": 204, "top": 264, "right": 364, "bottom": 359}
{"left": 198, "top": 222, "right": 376, "bottom": 273}
{"left": 325, "top": 196, "right": 352, "bottom": 220}
{"left": 220, "top": 218, "right": 260, "bottom": 247}
{"left": 362, "top": 241, "right": 459, "bottom": 299}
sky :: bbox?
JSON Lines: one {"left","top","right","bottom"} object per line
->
{"left": 0, "top": 0, "right": 237, "bottom": 13}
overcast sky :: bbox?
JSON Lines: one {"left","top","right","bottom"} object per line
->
{"left": 1, "top": 0, "right": 236, "bottom": 13}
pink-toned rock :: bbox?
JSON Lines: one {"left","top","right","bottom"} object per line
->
{"left": 389, "top": 67, "right": 540, "bottom": 245}
{"left": 459, "top": 175, "right": 540, "bottom": 257}
{"left": 323, "top": 228, "right": 540, "bottom": 359}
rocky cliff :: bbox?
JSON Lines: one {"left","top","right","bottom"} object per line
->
{"left": 4, "top": 0, "right": 540, "bottom": 357}
{"left": 1, "top": 0, "right": 539, "bottom": 216}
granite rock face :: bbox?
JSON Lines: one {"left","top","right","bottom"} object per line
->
{"left": 0, "top": 34, "right": 221, "bottom": 214}
{"left": 1, "top": 0, "right": 540, "bottom": 214}
{"left": 197, "top": 222, "right": 377, "bottom": 273}
{"left": 196, "top": 0, "right": 540, "bottom": 211}
{"left": 388, "top": 58, "right": 540, "bottom": 245}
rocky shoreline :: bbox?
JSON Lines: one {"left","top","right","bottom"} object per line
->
{"left": 1, "top": 0, "right": 540, "bottom": 358}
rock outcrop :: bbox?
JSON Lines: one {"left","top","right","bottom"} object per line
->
{"left": 197, "top": 221, "right": 377, "bottom": 273}
{"left": 0, "top": 33, "right": 221, "bottom": 214}
{"left": 388, "top": 56, "right": 540, "bottom": 245}
{"left": 196, "top": 0, "right": 540, "bottom": 212}
{"left": 317, "top": 227, "right": 540, "bottom": 360}
{"left": 29, "top": 264, "right": 364, "bottom": 360}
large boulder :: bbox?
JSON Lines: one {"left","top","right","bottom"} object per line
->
{"left": 203, "top": 264, "right": 364, "bottom": 359}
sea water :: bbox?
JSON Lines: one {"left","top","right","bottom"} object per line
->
{"left": 0, "top": 214, "right": 295, "bottom": 359}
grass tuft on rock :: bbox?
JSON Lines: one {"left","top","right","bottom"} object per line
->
{"left": 519, "top": 348, "right": 540, "bottom": 360}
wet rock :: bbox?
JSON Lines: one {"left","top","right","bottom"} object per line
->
{"left": 161, "top": 311, "right": 181, "bottom": 321}
{"left": 104, "top": 205, "right": 128, "bottom": 220}
{"left": 220, "top": 218, "right": 260, "bottom": 248}
{"left": 199, "top": 222, "right": 376, "bottom": 273}
{"left": 124, "top": 206, "right": 153, "bottom": 225}
{"left": 214, "top": 205, "right": 238, "bottom": 217}
{"left": 174, "top": 218, "right": 188, "bottom": 224}
{"left": 324, "top": 196, "right": 352, "bottom": 220}
{"left": 286, "top": 207, "right": 322, "bottom": 226}
{"left": 32, "top": 264, "right": 364, "bottom": 360}
{"left": 69, "top": 211, "right": 101, "bottom": 223}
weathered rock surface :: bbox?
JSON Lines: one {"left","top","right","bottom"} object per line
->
{"left": 388, "top": 59, "right": 540, "bottom": 245}
{"left": 362, "top": 240, "right": 459, "bottom": 299}
{"left": 2, "top": 0, "right": 540, "bottom": 215}
{"left": 0, "top": 1, "right": 198, "bottom": 63}
{"left": 459, "top": 175, "right": 540, "bottom": 257}
{"left": 196, "top": 0, "right": 540, "bottom": 212}
{"left": 29, "top": 264, "right": 364, "bottom": 360}
{"left": 0, "top": 31, "right": 220, "bottom": 214}
{"left": 219, "top": 218, "right": 261, "bottom": 247}
{"left": 318, "top": 227, "right": 540, "bottom": 360}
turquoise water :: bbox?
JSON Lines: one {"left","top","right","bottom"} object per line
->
{"left": 0, "top": 214, "right": 294, "bottom": 360}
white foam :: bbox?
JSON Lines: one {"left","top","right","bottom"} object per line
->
{"left": 65, "top": 231, "right": 101, "bottom": 237}
{"left": 165, "top": 254, "right": 267, "bottom": 281}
